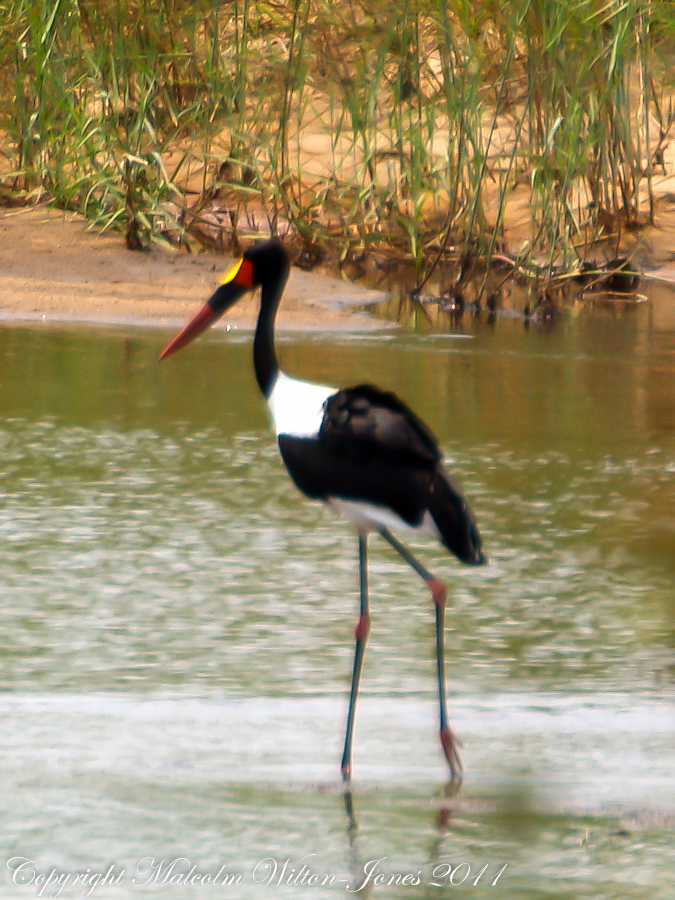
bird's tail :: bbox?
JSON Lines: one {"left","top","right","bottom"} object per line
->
{"left": 428, "top": 470, "right": 485, "bottom": 565}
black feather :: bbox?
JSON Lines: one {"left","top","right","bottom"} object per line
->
{"left": 277, "top": 384, "right": 484, "bottom": 565}
{"left": 320, "top": 384, "right": 440, "bottom": 467}
{"left": 428, "top": 470, "right": 484, "bottom": 565}
{"left": 278, "top": 433, "right": 434, "bottom": 527}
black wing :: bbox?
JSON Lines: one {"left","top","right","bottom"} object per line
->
{"left": 319, "top": 384, "right": 441, "bottom": 467}
{"left": 278, "top": 384, "right": 439, "bottom": 527}
{"left": 277, "top": 384, "right": 485, "bottom": 565}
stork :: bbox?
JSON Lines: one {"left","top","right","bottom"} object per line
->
{"left": 160, "top": 240, "right": 485, "bottom": 783}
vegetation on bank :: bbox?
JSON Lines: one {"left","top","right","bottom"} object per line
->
{"left": 1, "top": 0, "right": 674, "bottom": 286}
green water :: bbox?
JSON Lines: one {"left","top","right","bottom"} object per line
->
{"left": 0, "top": 293, "right": 674, "bottom": 898}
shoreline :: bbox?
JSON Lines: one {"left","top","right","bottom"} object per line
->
{"left": 2, "top": 205, "right": 675, "bottom": 339}
{"left": 0, "top": 207, "right": 393, "bottom": 334}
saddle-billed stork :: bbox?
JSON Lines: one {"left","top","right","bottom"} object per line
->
{"left": 159, "top": 240, "right": 485, "bottom": 783}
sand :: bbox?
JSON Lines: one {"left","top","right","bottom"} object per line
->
{"left": 0, "top": 206, "right": 391, "bottom": 333}
{"left": 2, "top": 203, "right": 675, "bottom": 338}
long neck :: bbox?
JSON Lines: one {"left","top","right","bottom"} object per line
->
{"left": 253, "top": 277, "right": 285, "bottom": 398}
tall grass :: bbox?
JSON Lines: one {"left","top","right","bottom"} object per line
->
{"left": 0, "top": 0, "right": 674, "bottom": 278}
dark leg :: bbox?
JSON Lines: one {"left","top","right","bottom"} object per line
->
{"left": 379, "top": 528, "right": 463, "bottom": 784}
{"left": 341, "top": 533, "right": 371, "bottom": 782}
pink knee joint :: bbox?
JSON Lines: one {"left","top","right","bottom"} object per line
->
{"left": 428, "top": 578, "right": 447, "bottom": 607}
{"left": 354, "top": 615, "right": 371, "bottom": 642}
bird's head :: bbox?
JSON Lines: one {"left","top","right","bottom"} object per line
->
{"left": 159, "top": 239, "right": 290, "bottom": 361}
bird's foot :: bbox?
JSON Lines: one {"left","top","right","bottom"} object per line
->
{"left": 440, "top": 726, "right": 463, "bottom": 785}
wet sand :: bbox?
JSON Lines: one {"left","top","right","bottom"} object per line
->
{"left": 0, "top": 206, "right": 391, "bottom": 332}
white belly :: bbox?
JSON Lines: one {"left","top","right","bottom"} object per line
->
{"left": 267, "top": 371, "right": 335, "bottom": 438}
{"left": 328, "top": 498, "right": 441, "bottom": 539}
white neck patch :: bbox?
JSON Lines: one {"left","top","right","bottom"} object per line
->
{"left": 267, "top": 371, "right": 336, "bottom": 438}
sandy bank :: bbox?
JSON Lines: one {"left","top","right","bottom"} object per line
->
{"left": 0, "top": 207, "right": 391, "bottom": 333}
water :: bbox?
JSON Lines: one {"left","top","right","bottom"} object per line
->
{"left": 0, "top": 293, "right": 674, "bottom": 898}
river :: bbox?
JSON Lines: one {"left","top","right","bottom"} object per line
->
{"left": 0, "top": 286, "right": 673, "bottom": 898}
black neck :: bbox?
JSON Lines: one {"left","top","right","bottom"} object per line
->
{"left": 253, "top": 277, "right": 285, "bottom": 397}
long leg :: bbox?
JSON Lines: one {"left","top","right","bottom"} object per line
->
{"left": 341, "top": 533, "right": 371, "bottom": 782}
{"left": 379, "top": 528, "right": 463, "bottom": 784}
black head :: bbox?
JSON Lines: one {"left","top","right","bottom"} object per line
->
{"left": 159, "top": 239, "right": 291, "bottom": 361}
{"left": 242, "top": 239, "right": 291, "bottom": 288}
